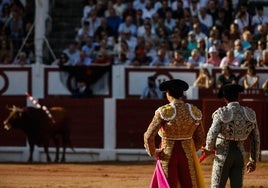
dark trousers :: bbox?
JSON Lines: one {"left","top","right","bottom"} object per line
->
{"left": 219, "top": 141, "right": 244, "bottom": 188}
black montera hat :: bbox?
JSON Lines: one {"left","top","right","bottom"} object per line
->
{"left": 218, "top": 84, "right": 244, "bottom": 98}
{"left": 159, "top": 79, "right": 189, "bottom": 92}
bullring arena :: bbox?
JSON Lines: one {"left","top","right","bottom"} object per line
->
{"left": 0, "top": 158, "right": 268, "bottom": 188}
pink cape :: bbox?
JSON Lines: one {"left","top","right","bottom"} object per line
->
{"left": 150, "top": 160, "right": 170, "bottom": 188}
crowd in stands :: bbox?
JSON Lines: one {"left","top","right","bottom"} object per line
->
{"left": 55, "top": 0, "right": 268, "bottom": 68}
{"left": 0, "top": 0, "right": 34, "bottom": 65}
{"left": 0, "top": 0, "right": 268, "bottom": 91}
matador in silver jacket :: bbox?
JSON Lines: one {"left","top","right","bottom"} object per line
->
{"left": 204, "top": 84, "right": 260, "bottom": 188}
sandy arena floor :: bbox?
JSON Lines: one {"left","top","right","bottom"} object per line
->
{"left": 0, "top": 158, "right": 267, "bottom": 188}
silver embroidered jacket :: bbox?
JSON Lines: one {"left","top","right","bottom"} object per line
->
{"left": 205, "top": 102, "right": 260, "bottom": 162}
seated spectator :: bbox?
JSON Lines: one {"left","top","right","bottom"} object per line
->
{"left": 82, "top": 0, "right": 96, "bottom": 20}
{"left": 187, "top": 31, "right": 197, "bottom": 51}
{"left": 193, "top": 67, "right": 215, "bottom": 88}
{"left": 129, "top": 48, "right": 152, "bottom": 66}
{"left": 251, "top": 5, "right": 268, "bottom": 35}
{"left": 254, "top": 40, "right": 266, "bottom": 63}
{"left": 241, "top": 30, "right": 253, "bottom": 50}
{"left": 242, "top": 65, "right": 259, "bottom": 89}
{"left": 118, "top": 15, "right": 137, "bottom": 37}
{"left": 216, "top": 65, "right": 237, "bottom": 88}
{"left": 207, "top": 46, "right": 221, "bottom": 67}
{"left": 63, "top": 41, "right": 80, "bottom": 65}
{"left": 240, "top": 50, "right": 257, "bottom": 67}
{"left": 92, "top": 50, "right": 110, "bottom": 65}
{"left": 106, "top": 7, "right": 122, "bottom": 37}
{"left": 81, "top": 36, "right": 98, "bottom": 59}
{"left": 75, "top": 20, "right": 94, "bottom": 46}
{"left": 72, "top": 77, "right": 93, "bottom": 98}
{"left": 13, "top": 52, "right": 30, "bottom": 65}
{"left": 150, "top": 48, "right": 170, "bottom": 66}
{"left": 52, "top": 52, "right": 71, "bottom": 66}
{"left": 258, "top": 50, "right": 268, "bottom": 67}
{"left": 169, "top": 50, "right": 186, "bottom": 67}
{"left": 262, "top": 78, "right": 268, "bottom": 96}
{"left": 72, "top": 50, "right": 92, "bottom": 66}
{"left": 186, "top": 49, "right": 205, "bottom": 68}
{"left": 233, "top": 39, "right": 245, "bottom": 64}
{"left": 140, "top": 75, "right": 162, "bottom": 99}
{"left": 220, "top": 50, "right": 240, "bottom": 68}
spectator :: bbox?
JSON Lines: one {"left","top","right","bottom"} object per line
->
{"left": 63, "top": 41, "right": 80, "bottom": 65}
{"left": 13, "top": 51, "right": 30, "bottom": 65}
{"left": 251, "top": 5, "right": 268, "bottom": 35}
{"left": 156, "top": 0, "right": 172, "bottom": 19}
{"left": 75, "top": 20, "right": 94, "bottom": 46}
{"left": 191, "top": 22, "right": 207, "bottom": 41}
{"left": 262, "top": 78, "right": 268, "bottom": 96}
{"left": 72, "top": 77, "right": 93, "bottom": 98}
{"left": 253, "top": 24, "right": 267, "bottom": 43}
{"left": 0, "top": 36, "right": 13, "bottom": 63}
{"left": 83, "top": 9, "right": 101, "bottom": 34}
{"left": 234, "top": 10, "right": 249, "bottom": 33}
{"left": 216, "top": 65, "right": 237, "bottom": 88}
{"left": 189, "top": 0, "right": 200, "bottom": 17}
{"left": 242, "top": 65, "right": 259, "bottom": 89}
{"left": 220, "top": 30, "right": 233, "bottom": 55}
{"left": 140, "top": 75, "right": 162, "bottom": 99}
{"left": 229, "top": 23, "right": 240, "bottom": 41}
{"left": 118, "top": 15, "right": 137, "bottom": 37}
{"left": 254, "top": 40, "right": 266, "bottom": 64}
{"left": 241, "top": 30, "right": 253, "bottom": 50}
{"left": 106, "top": 7, "right": 122, "bottom": 37}
{"left": 196, "top": 38, "right": 206, "bottom": 57}
{"left": 258, "top": 50, "right": 268, "bottom": 67}
{"left": 82, "top": 0, "right": 96, "bottom": 21}
{"left": 186, "top": 49, "right": 206, "bottom": 68}
{"left": 198, "top": 7, "right": 213, "bottom": 30}
{"left": 233, "top": 39, "right": 245, "bottom": 64}
{"left": 164, "top": 10, "right": 176, "bottom": 32}
{"left": 113, "top": 38, "right": 135, "bottom": 65}
{"left": 141, "top": 0, "right": 156, "bottom": 19}
{"left": 220, "top": 50, "right": 240, "bottom": 68}
{"left": 193, "top": 67, "right": 215, "bottom": 88}
{"left": 113, "top": 0, "right": 126, "bottom": 18}
{"left": 52, "top": 52, "right": 71, "bottom": 66}
{"left": 169, "top": 50, "right": 186, "bottom": 67}
{"left": 94, "top": 17, "right": 115, "bottom": 43}
{"left": 122, "top": 29, "right": 137, "bottom": 53}
{"left": 207, "top": 46, "right": 221, "bottom": 67}
{"left": 144, "top": 40, "right": 157, "bottom": 60}
{"left": 122, "top": 1, "right": 136, "bottom": 21}
{"left": 187, "top": 31, "right": 197, "bottom": 52}
{"left": 81, "top": 36, "right": 98, "bottom": 59}
{"left": 92, "top": 49, "right": 111, "bottom": 65}
{"left": 240, "top": 50, "right": 257, "bottom": 68}
{"left": 150, "top": 48, "right": 170, "bottom": 66}
{"left": 178, "top": 38, "right": 191, "bottom": 60}
{"left": 129, "top": 47, "right": 151, "bottom": 66}
{"left": 72, "top": 50, "right": 92, "bottom": 66}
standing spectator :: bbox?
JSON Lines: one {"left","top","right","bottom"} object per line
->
{"left": 140, "top": 75, "right": 162, "bottom": 99}
{"left": 216, "top": 65, "right": 237, "bottom": 88}
{"left": 242, "top": 65, "right": 259, "bottom": 89}
{"left": 144, "top": 79, "right": 206, "bottom": 188}
{"left": 193, "top": 67, "right": 215, "bottom": 88}
{"left": 72, "top": 77, "right": 93, "bottom": 98}
{"left": 203, "top": 83, "right": 260, "bottom": 188}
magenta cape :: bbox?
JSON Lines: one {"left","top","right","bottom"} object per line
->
{"left": 150, "top": 160, "right": 170, "bottom": 188}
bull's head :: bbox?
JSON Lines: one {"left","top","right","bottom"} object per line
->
{"left": 3, "top": 105, "right": 23, "bottom": 130}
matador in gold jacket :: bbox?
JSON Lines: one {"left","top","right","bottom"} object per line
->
{"left": 144, "top": 79, "right": 206, "bottom": 188}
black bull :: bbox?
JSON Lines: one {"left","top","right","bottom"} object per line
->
{"left": 3, "top": 106, "right": 73, "bottom": 162}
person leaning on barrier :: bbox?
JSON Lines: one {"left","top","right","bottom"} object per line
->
{"left": 203, "top": 83, "right": 260, "bottom": 188}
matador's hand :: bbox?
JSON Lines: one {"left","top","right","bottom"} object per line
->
{"left": 154, "top": 148, "right": 164, "bottom": 159}
{"left": 246, "top": 161, "right": 256, "bottom": 173}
